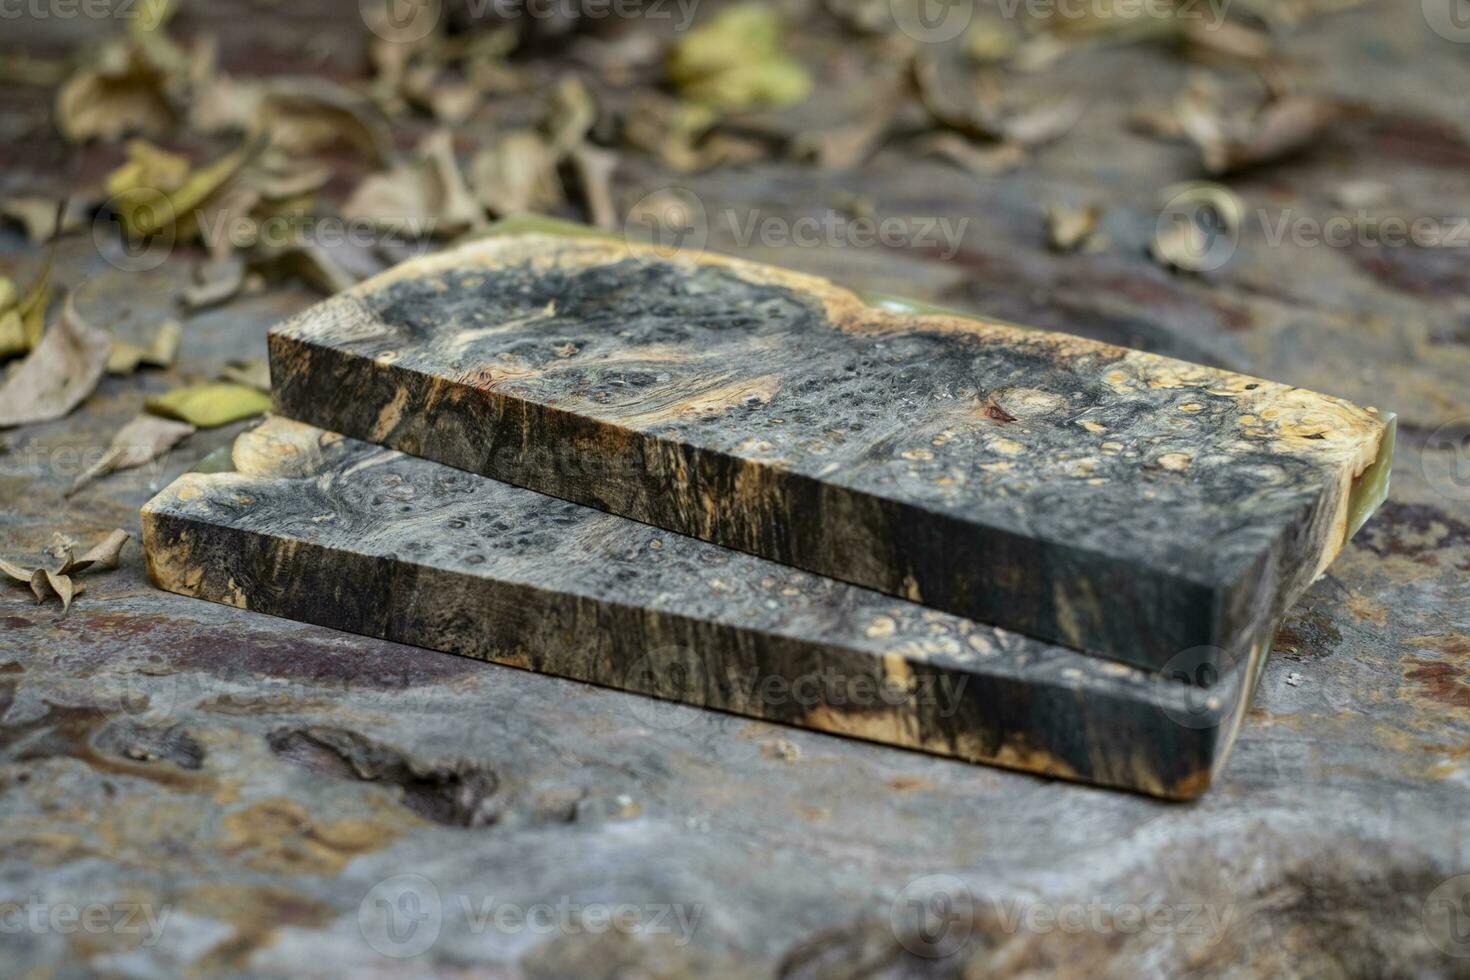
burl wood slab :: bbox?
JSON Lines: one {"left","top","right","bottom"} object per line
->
{"left": 268, "top": 232, "right": 1393, "bottom": 672}
{"left": 142, "top": 417, "right": 1248, "bottom": 799}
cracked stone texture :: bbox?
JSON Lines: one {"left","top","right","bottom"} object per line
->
{"left": 3, "top": 2, "right": 1470, "bottom": 977}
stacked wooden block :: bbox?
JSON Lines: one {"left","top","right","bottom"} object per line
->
{"left": 142, "top": 227, "right": 1394, "bottom": 797}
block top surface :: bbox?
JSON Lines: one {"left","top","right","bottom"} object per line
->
{"left": 273, "top": 234, "right": 1389, "bottom": 595}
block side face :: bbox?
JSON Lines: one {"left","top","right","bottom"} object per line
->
{"left": 268, "top": 238, "right": 1385, "bottom": 667}
{"left": 141, "top": 419, "right": 1229, "bottom": 797}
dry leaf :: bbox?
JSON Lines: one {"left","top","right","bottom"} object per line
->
{"left": 67, "top": 413, "right": 195, "bottom": 496}
{"left": 1180, "top": 18, "right": 1272, "bottom": 63}
{"left": 470, "top": 131, "right": 564, "bottom": 218}
{"left": 1183, "top": 91, "right": 1350, "bottom": 175}
{"left": 916, "top": 133, "right": 1026, "bottom": 177}
{"left": 248, "top": 241, "right": 361, "bottom": 296}
{"left": 0, "top": 293, "right": 111, "bottom": 428}
{"left": 104, "top": 139, "right": 254, "bottom": 242}
{"left": 1, "top": 528, "right": 130, "bottom": 613}
{"left": 667, "top": 4, "right": 811, "bottom": 110}
{"left": 0, "top": 310, "right": 20, "bottom": 360}
{"left": 345, "top": 129, "right": 484, "bottom": 238}
{"left": 180, "top": 256, "right": 247, "bottom": 311}
{"left": 1045, "top": 203, "right": 1103, "bottom": 252}
{"left": 966, "top": 19, "right": 1024, "bottom": 64}
{"left": 63, "top": 528, "right": 132, "bottom": 575}
{"left": 146, "top": 381, "right": 271, "bottom": 428}
{"left": 255, "top": 80, "right": 395, "bottom": 165}
{"left": 0, "top": 196, "right": 87, "bottom": 243}
{"left": 55, "top": 38, "right": 179, "bottom": 143}
{"left": 218, "top": 358, "right": 271, "bottom": 392}
{"left": 621, "top": 95, "right": 763, "bottom": 173}
{"left": 1, "top": 235, "right": 60, "bottom": 358}
{"left": 546, "top": 75, "right": 598, "bottom": 158}
{"left": 108, "top": 318, "right": 182, "bottom": 374}
{"left": 568, "top": 144, "right": 618, "bottom": 231}
{"left": 912, "top": 56, "right": 1082, "bottom": 148}
{"left": 791, "top": 76, "right": 903, "bottom": 169}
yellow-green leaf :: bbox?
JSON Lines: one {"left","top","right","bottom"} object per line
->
{"left": 146, "top": 382, "right": 270, "bottom": 428}
{"left": 667, "top": 4, "right": 811, "bottom": 111}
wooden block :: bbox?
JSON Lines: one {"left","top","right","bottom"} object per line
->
{"left": 142, "top": 416, "right": 1248, "bottom": 799}
{"left": 268, "top": 232, "right": 1393, "bottom": 671}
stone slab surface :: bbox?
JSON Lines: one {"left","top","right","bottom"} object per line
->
{"left": 1, "top": 2, "right": 1469, "bottom": 975}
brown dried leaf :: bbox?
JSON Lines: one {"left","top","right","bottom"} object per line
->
{"left": 470, "top": 131, "right": 564, "bottom": 218}
{"left": 912, "top": 55, "right": 1081, "bottom": 148}
{"left": 256, "top": 80, "right": 394, "bottom": 165}
{"left": 0, "top": 556, "right": 31, "bottom": 585}
{"left": 1000, "top": 97, "right": 1086, "bottom": 147}
{"left": 345, "top": 129, "right": 485, "bottom": 238}
{"left": 546, "top": 74, "right": 598, "bottom": 158}
{"left": 181, "top": 256, "right": 246, "bottom": 311}
{"left": 58, "top": 528, "right": 132, "bottom": 575}
{"left": 1185, "top": 92, "right": 1349, "bottom": 175}
{"left": 108, "top": 318, "right": 182, "bottom": 374}
{"left": 2, "top": 528, "right": 129, "bottom": 613}
{"left": 568, "top": 144, "right": 618, "bottom": 232}
{"left": 791, "top": 76, "right": 903, "bottom": 169}
{"left": 0, "top": 293, "right": 111, "bottom": 428}
{"left": 30, "top": 568, "right": 76, "bottom": 611}
{"left": 55, "top": 39, "right": 179, "bottom": 143}
{"left": 0, "top": 196, "right": 87, "bottom": 244}
{"left": 248, "top": 241, "right": 361, "bottom": 296}
{"left": 1045, "top": 203, "right": 1102, "bottom": 252}
{"left": 67, "top": 414, "right": 195, "bottom": 496}
{"left": 915, "top": 133, "right": 1025, "bottom": 177}
{"left": 218, "top": 358, "right": 271, "bottom": 392}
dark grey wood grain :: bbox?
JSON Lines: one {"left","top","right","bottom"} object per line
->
{"left": 141, "top": 416, "right": 1246, "bottom": 799}
{"left": 268, "top": 233, "right": 1394, "bottom": 674}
